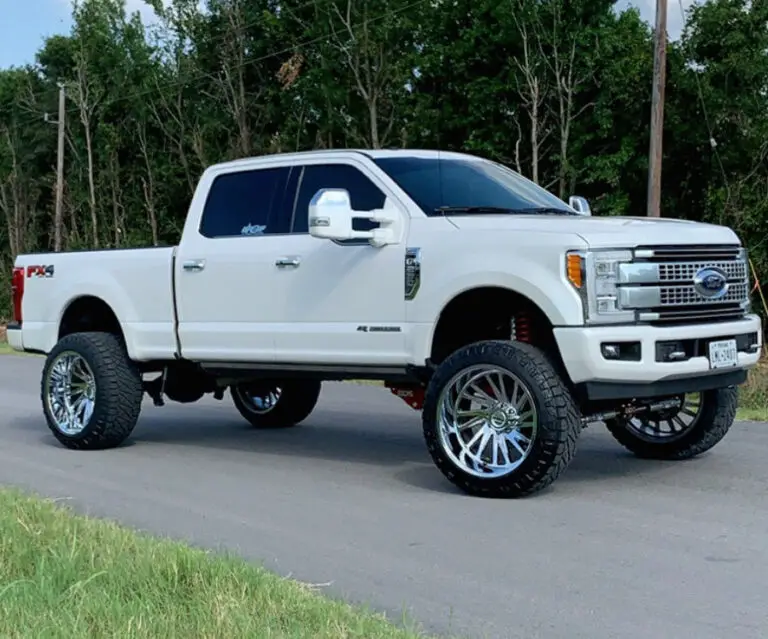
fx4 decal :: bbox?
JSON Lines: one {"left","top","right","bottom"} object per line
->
{"left": 26, "top": 265, "right": 54, "bottom": 278}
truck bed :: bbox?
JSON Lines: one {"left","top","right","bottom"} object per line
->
{"left": 12, "top": 246, "right": 179, "bottom": 360}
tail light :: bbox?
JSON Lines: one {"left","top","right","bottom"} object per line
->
{"left": 11, "top": 266, "right": 24, "bottom": 324}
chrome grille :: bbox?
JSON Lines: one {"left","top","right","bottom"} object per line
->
{"left": 659, "top": 283, "right": 748, "bottom": 306}
{"left": 658, "top": 261, "right": 747, "bottom": 282}
{"left": 634, "top": 244, "right": 743, "bottom": 262}
{"left": 620, "top": 244, "right": 750, "bottom": 325}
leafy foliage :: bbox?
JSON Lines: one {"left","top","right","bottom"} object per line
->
{"left": 0, "top": 0, "right": 766, "bottom": 318}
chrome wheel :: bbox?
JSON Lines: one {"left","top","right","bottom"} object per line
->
{"left": 44, "top": 350, "right": 97, "bottom": 436}
{"left": 436, "top": 364, "right": 538, "bottom": 478}
{"left": 623, "top": 393, "right": 703, "bottom": 443}
{"left": 236, "top": 384, "right": 282, "bottom": 414}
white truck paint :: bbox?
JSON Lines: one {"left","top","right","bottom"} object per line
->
{"left": 7, "top": 149, "right": 763, "bottom": 498}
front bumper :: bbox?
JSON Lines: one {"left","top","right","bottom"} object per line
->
{"left": 554, "top": 314, "right": 762, "bottom": 398}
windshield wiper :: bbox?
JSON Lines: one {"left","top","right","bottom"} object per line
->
{"left": 434, "top": 206, "right": 516, "bottom": 214}
{"left": 514, "top": 207, "right": 581, "bottom": 216}
{"left": 434, "top": 206, "right": 579, "bottom": 216}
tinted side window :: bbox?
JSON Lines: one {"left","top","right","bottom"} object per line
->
{"left": 199, "top": 166, "right": 291, "bottom": 238}
{"left": 291, "top": 163, "right": 386, "bottom": 234}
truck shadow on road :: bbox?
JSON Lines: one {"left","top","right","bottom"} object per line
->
{"left": 11, "top": 406, "right": 705, "bottom": 497}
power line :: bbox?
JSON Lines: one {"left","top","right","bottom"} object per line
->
{"left": 4, "top": 0, "right": 428, "bottom": 132}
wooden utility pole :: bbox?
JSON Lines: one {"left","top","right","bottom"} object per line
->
{"left": 54, "top": 82, "right": 66, "bottom": 251}
{"left": 647, "top": 0, "right": 668, "bottom": 217}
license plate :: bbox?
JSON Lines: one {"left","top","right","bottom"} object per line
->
{"left": 708, "top": 339, "right": 738, "bottom": 369}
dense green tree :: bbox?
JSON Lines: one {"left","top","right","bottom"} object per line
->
{"left": 0, "top": 0, "right": 766, "bottom": 319}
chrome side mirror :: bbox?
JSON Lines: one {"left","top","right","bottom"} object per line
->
{"left": 308, "top": 188, "right": 401, "bottom": 246}
{"left": 569, "top": 195, "right": 591, "bottom": 216}
{"left": 308, "top": 188, "right": 361, "bottom": 240}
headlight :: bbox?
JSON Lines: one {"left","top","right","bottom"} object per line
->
{"left": 566, "top": 249, "right": 635, "bottom": 324}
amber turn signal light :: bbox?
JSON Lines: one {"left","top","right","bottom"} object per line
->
{"left": 566, "top": 253, "right": 583, "bottom": 288}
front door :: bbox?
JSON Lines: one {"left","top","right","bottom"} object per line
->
{"left": 271, "top": 160, "right": 410, "bottom": 367}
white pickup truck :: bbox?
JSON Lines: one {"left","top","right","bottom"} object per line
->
{"left": 7, "top": 149, "right": 763, "bottom": 498}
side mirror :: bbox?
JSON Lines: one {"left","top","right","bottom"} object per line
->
{"left": 568, "top": 195, "right": 591, "bottom": 216}
{"left": 308, "top": 188, "right": 400, "bottom": 246}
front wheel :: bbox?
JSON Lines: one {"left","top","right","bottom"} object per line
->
{"left": 604, "top": 387, "right": 738, "bottom": 460}
{"left": 422, "top": 340, "right": 582, "bottom": 498}
{"left": 231, "top": 379, "right": 322, "bottom": 429}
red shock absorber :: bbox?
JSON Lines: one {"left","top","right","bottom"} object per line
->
{"left": 514, "top": 310, "right": 532, "bottom": 344}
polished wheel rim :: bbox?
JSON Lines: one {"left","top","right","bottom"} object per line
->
{"left": 624, "top": 393, "right": 703, "bottom": 442}
{"left": 237, "top": 385, "right": 282, "bottom": 414}
{"left": 436, "top": 365, "right": 538, "bottom": 478}
{"left": 44, "top": 351, "right": 96, "bottom": 436}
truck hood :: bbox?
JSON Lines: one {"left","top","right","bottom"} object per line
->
{"left": 446, "top": 214, "right": 741, "bottom": 248}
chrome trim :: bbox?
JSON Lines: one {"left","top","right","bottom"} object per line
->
{"left": 275, "top": 256, "right": 301, "bottom": 268}
{"left": 182, "top": 259, "right": 206, "bottom": 272}
{"left": 405, "top": 247, "right": 421, "bottom": 301}
{"left": 620, "top": 260, "right": 748, "bottom": 284}
{"left": 619, "top": 287, "right": 661, "bottom": 308}
{"left": 692, "top": 267, "right": 728, "bottom": 299}
{"left": 619, "top": 245, "right": 750, "bottom": 324}
{"left": 436, "top": 364, "right": 538, "bottom": 478}
{"left": 633, "top": 244, "right": 743, "bottom": 261}
{"left": 618, "top": 263, "right": 658, "bottom": 284}
{"left": 620, "top": 283, "right": 748, "bottom": 309}
{"left": 44, "top": 351, "right": 97, "bottom": 436}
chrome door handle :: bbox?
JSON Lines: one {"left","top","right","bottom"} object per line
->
{"left": 275, "top": 256, "right": 301, "bottom": 268}
{"left": 182, "top": 259, "right": 206, "bottom": 272}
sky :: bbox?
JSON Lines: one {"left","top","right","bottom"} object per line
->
{"left": 0, "top": 0, "right": 698, "bottom": 70}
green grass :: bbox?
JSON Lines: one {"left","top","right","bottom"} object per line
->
{"left": 0, "top": 487, "right": 430, "bottom": 639}
{"left": 736, "top": 357, "right": 768, "bottom": 421}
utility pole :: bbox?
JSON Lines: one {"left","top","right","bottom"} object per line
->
{"left": 54, "top": 82, "right": 66, "bottom": 251}
{"left": 647, "top": 0, "right": 668, "bottom": 217}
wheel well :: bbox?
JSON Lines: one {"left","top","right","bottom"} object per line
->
{"left": 59, "top": 296, "right": 124, "bottom": 343}
{"left": 430, "top": 287, "right": 566, "bottom": 373}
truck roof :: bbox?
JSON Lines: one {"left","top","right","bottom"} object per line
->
{"left": 206, "top": 148, "right": 482, "bottom": 173}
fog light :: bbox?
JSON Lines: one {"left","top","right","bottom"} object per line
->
{"left": 601, "top": 342, "right": 641, "bottom": 361}
{"left": 601, "top": 344, "right": 621, "bottom": 359}
{"left": 658, "top": 341, "right": 687, "bottom": 362}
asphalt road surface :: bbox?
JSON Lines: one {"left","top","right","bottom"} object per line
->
{"left": 2, "top": 353, "right": 768, "bottom": 639}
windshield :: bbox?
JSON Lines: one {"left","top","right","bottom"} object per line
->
{"left": 372, "top": 156, "right": 574, "bottom": 216}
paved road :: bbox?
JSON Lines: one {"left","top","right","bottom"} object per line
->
{"left": 2, "top": 354, "right": 768, "bottom": 639}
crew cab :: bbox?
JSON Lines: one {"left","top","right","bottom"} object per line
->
{"left": 7, "top": 149, "right": 763, "bottom": 498}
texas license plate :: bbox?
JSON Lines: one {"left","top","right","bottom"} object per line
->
{"left": 708, "top": 339, "right": 738, "bottom": 369}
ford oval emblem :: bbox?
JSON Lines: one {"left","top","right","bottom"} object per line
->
{"left": 693, "top": 267, "right": 728, "bottom": 299}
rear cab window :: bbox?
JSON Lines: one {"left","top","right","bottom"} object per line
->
{"left": 199, "top": 166, "right": 293, "bottom": 238}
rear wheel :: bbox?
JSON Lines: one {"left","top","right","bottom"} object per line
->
{"left": 422, "top": 340, "right": 582, "bottom": 498}
{"left": 41, "top": 332, "right": 143, "bottom": 450}
{"left": 231, "top": 379, "right": 322, "bottom": 429}
{"left": 604, "top": 387, "right": 738, "bottom": 460}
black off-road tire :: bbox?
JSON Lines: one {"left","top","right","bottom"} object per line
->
{"left": 231, "top": 379, "right": 322, "bottom": 429}
{"left": 41, "top": 331, "right": 144, "bottom": 450}
{"left": 605, "top": 387, "right": 739, "bottom": 460}
{"left": 422, "top": 340, "right": 582, "bottom": 498}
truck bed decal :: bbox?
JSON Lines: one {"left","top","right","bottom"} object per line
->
{"left": 26, "top": 265, "right": 54, "bottom": 279}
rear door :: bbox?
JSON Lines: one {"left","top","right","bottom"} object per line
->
{"left": 174, "top": 164, "right": 297, "bottom": 362}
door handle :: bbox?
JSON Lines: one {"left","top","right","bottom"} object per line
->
{"left": 182, "top": 259, "right": 206, "bottom": 272}
{"left": 275, "top": 256, "right": 301, "bottom": 268}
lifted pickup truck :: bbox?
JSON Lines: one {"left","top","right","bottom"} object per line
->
{"left": 8, "top": 149, "right": 763, "bottom": 498}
